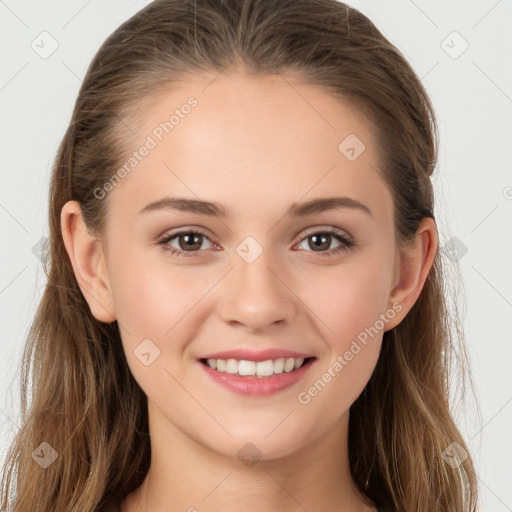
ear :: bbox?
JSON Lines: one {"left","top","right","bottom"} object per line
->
{"left": 60, "top": 200, "right": 116, "bottom": 323}
{"left": 385, "top": 217, "right": 438, "bottom": 330}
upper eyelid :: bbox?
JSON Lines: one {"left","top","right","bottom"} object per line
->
{"left": 299, "top": 225, "right": 352, "bottom": 239}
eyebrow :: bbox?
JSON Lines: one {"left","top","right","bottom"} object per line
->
{"left": 138, "top": 196, "right": 373, "bottom": 218}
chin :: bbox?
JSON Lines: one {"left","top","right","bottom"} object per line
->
{"left": 206, "top": 423, "right": 316, "bottom": 464}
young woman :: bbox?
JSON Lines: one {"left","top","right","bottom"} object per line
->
{"left": 1, "top": 0, "right": 479, "bottom": 510}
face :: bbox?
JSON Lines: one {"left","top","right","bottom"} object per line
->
{"left": 92, "top": 71, "right": 404, "bottom": 460}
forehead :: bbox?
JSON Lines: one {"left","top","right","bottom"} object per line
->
{"left": 106, "top": 71, "right": 391, "bottom": 224}
{"left": 137, "top": 71, "right": 375, "bottom": 149}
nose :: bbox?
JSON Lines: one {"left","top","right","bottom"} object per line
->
{"left": 218, "top": 251, "right": 297, "bottom": 333}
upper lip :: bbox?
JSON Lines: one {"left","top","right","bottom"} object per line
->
{"left": 200, "top": 348, "right": 314, "bottom": 362}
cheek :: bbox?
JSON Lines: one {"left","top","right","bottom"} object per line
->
{"left": 304, "top": 254, "right": 393, "bottom": 344}
{"left": 295, "top": 252, "right": 391, "bottom": 405}
{"left": 107, "top": 246, "right": 206, "bottom": 347}
{"left": 108, "top": 255, "right": 213, "bottom": 396}
{"left": 296, "top": 271, "right": 386, "bottom": 422}
{"left": 108, "top": 251, "right": 229, "bottom": 389}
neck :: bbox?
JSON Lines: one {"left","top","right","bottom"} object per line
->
{"left": 121, "top": 401, "right": 376, "bottom": 512}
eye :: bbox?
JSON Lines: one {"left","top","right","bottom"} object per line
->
{"left": 157, "top": 226, "right": 354, "bottom": 259}
{"left": 158, "top": 228, "right": 215, "bottom": 258}
{"left": 295, "top": 227, "right": 354, "bottom": 258}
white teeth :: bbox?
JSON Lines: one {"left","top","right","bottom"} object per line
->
{"left": 238, "top": 360, "right": 256, "bottom": 376}
{"left": 256, "top": 360, "right": 274, "bottom": 376}
{"left": 283, "top": 358, "right": 295, "bottom": 372}
{"left": 225, "top": 359, "right": 239, "bottom": 374}
{"left": 204, "top": 357, "right": 309, "bottom": 377}
{"left": 273, "top": 358, "right": 285, "bottom": 374}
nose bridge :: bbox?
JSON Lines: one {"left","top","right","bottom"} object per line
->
{"left": 218, "top": 241, "right": 296, "bottom": 332}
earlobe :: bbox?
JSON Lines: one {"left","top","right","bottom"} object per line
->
{"left": 385, "top": 217, "right": 438, "bottom": 330}
{"left": 60, "top": 200, "right": 116, "bottom": 323}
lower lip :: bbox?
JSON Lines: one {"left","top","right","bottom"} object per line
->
{"left": 198, "top": 358, "right": 315, "bottom": 397}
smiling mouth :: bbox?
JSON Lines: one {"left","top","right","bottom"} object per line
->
{"left": 199, "top": 357, "right": 316, "bottom": 378}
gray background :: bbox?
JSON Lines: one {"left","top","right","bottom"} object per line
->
{"left": 1, "top": 0, "right": 511, "bottom": 509}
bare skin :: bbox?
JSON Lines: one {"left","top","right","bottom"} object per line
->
{"left": 61, "top": 69, "right": 437, "bottom": 512}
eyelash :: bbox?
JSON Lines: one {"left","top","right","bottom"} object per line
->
{"left": 157, "top": 226, "right": 354, "bottom": 260}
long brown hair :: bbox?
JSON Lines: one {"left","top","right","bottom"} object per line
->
{"left": 1, "top": 1, "right": 479, "bottom": 510}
